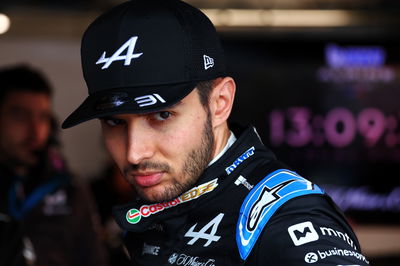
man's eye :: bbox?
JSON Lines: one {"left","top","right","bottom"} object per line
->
{"left": 101, "top": 118, "right": 124, "bottom": 126}
{"left": 154, "top": 111, "right": 172, "bottom": 121}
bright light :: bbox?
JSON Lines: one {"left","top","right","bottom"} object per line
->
{"left": 0, "top": 13, "right": 11, "bottom": 34}
{"left": 203, "top": 9, "right": 354, "bottom": 28}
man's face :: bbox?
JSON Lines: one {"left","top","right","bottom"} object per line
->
{"left": 0, "top": 91, "right": 52, "bottom": 168}
{"left": 101, "top": 89, "right": 215, "bottom": 202}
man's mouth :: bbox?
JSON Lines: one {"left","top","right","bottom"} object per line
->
{"left": 131, "top": 171, "right": 164, "bottom": 187}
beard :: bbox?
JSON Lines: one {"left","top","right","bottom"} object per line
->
{"left": 0, "top": 145, "right": 43, "bottom": 171}
{"left": 124, "top": 111, "right": 215, "bottom": 203}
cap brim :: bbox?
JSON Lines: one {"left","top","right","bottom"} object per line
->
{"left": 62, "top": 82, "right": 196, "bottom": 129}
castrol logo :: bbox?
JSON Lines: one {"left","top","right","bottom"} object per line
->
{"left": 126, "top": 178, "right": 218, "bottom": 224}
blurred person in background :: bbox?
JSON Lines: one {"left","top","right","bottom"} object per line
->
{"left": 90, "top": 161, "right": 133, "bottom": 266}
{"left": 0, "top": 65, "right": 109, "bottom": 266}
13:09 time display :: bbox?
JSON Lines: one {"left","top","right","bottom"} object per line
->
{"left": 269, "top": 107, "right": 399, "bottom": 148}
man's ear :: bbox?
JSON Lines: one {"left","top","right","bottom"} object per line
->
{"left": 209, "top": 77, "right": 236, "bottom": 128}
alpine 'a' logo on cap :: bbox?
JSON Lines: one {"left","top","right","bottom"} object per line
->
{"left": 96, "top": 36, "right": 143, "bottom": 69}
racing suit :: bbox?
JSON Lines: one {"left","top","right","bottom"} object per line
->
{"left": 113, "top": 125, "right": 370, "bottom": 265}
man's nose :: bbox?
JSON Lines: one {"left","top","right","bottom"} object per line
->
{"left": 126, "top": 121, "right": 155, "bottom": 165}
{"left": 29, "top": 119, "right": 47, "bottom": 142}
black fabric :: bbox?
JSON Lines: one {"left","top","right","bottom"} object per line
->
{"left": 0, "top": 165, "right": 109, "bottom": 266}
{"left": 0, "top": 217, "right": 27, "bottom": 266}
{"left": 112, "top": 125, "right": 369, "bottom": 265}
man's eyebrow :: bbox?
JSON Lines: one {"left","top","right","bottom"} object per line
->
{"left": 145, "top": 100, "right": 185, "bottom": 114}
{"left": 167, "top": 100, "right": 184, "bottom": 109}
{"left": 98, "top": 115, "right": 119, "bottom": 120}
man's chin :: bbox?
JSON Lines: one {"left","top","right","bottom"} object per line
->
{"left": 14, "top": 154, "right": 39, "bottom": 168}
{"left": 135, "top": 185, "right": 180, "bottom": 203}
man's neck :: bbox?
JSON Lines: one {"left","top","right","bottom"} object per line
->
{"left": 14, "top": 166, "right": 29, "bottom": 176}
{"left": 210, "top": 124, "right": 236, "bottom": 166}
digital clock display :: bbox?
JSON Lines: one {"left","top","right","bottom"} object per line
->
{"left": 269, "top": 107, "right": 400, "bottom": 149}
{"left": 224, "top": 37, "right": 400, "bottom": 223}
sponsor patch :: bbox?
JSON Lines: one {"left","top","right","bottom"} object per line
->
{"left": 184, "top": 213, "right": 224, "bottom": 247}
{"left": 319, "top": 226, "right": 357, "bottom": 250}
{"left": 225, "top": 147, "right": 255, "bottom": 175}
{"left": 126, "top": 179, "right": 218, "bottom": 224}
{"left": 236, "top": 169, "right": 324, "bottom": 260}
{"left": 95, "top": 92, "right": 128, "bottom": 110}
{"left": 304, "top": 248, "right": 369, "bottom": 264}
{"left": 142, "top": 243, "right": 160, "bottom": 256}
{"left": 168, "top": 253, "right": 216, "bottom": 265}
{"left": 134, "top": 93, "right": 166, "bottom": 107}
{"left": 287, "top": 221, "right": 358, "bottom": 250}
{"left": 288, "top": 221, "right": 319, "bottom": 246}
{"left": 126, "top": 208, "right": 141, "bottom": 224}
{"left": 304, "top": 252, "right": 319, "bottom": 264}
{"left": 234, "top": 175, "right": 254, "bottom": 190}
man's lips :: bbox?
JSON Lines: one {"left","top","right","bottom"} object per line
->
{"left": 131, "top": 172, "right": 164, "bottom": 187}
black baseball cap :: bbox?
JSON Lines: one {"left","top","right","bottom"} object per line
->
{"left": 62, "top": 0, "right": 226, "bottom": 128}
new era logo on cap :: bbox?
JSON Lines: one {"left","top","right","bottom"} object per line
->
{"left": 204, "top": 55, "right": 214, "bottom": 70}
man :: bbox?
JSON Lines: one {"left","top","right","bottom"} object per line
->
{"left": 0, "top": 65, "right": 108, "bottom": 266}
{"left": 62, "top": 0, "right": 370, "bottom": 265}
